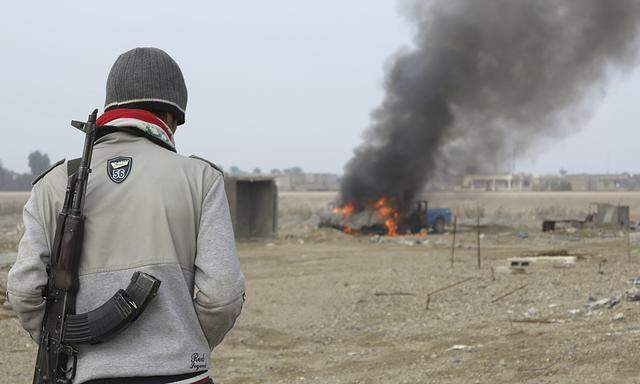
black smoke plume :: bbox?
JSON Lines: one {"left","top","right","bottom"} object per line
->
{"left": 340, "top": 0, "right": 640, "bottom": 211}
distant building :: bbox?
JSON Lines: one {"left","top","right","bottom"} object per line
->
{"left": 532, "top": 175, "right": 572, "bottom": 191}
{"left": 461, "top": 173, "right": 533, "bottom": 191}
{"left": 275, "top": 173, "right": 340, "bottom": 192}
{"left": 564, "top": 174, "right": 630, "bottom": 191}
{"left": 457, "top": 172, "right": 640, "bottom": 192}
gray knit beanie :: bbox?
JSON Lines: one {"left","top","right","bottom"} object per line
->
{"left": 105, "top": 47, "right": 188, "bottom": 125}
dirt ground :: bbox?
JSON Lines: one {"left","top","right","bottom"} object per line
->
{"left": 3, "top": 191, "right": 640, "bottom": 383}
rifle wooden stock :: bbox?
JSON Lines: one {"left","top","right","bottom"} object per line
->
{"left": 52, "top": 215, "right": 83, "bottom": 291}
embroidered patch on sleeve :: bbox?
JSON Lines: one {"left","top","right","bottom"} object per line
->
{"left": 107, "top": 156, "right": 133, "bottom": 184}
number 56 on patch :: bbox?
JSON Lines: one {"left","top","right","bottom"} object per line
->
{"left": 107, "top": 156, "right": 133, "bottom": 184}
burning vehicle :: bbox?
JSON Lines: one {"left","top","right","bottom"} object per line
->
{"left": 320, "top": 199, "right": 452, "bottom": 236}
{"left": 325, "top": 1, "right": 640, "bottom": 239}
{"left": 333, "top": 0, "right": 640, "bottom": 242}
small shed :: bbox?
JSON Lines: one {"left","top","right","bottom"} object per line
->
{"left": 590, "top": 203, "right": 630, "bottom": 228}
{"left": 224, "top": 175, "right": 278, "bottom": 239}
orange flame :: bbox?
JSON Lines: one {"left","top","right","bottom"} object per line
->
{"left": 333, "top": 203, "right": 354, "bottom": 217}
{"left": 373, "top": 198, "right": 386, "bottom": 209}
{"left": 335, "top": 198, "right": 399, "bottom": 236}
{"left": 342, "top": 203, "right": 354, "bottom": 216}
{"left": 372, "top": 197, "right": 399, "bottom": 236}
{"left": 385, "top": 218, "right": 398, "bottom": 236}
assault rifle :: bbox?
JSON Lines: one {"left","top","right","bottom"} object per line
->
{"left": 33, "top": 109, "right": 161, "bottom": 384}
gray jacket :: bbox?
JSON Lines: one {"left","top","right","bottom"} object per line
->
{"left": 7, "top": 131, "right": 245, "bottom": 382}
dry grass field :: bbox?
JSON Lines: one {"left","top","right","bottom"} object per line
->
{"left": 0, "top": 192, "right": 28, "bottom": 253}
{"left": 2, "top": 191, "right": 640, "bottom": 383}
{"left": 278, "top": 191, "right": 640, "bottom": 234}
{"left": 0, "top": 192, "right": 28, "bottom": 217}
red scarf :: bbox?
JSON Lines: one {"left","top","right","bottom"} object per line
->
{"left": 96, "top": 109, "right": 175, "bottom": 149}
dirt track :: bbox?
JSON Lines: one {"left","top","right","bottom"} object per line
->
{"left": 3, "top": 192, "right": 640, "bottom": 383}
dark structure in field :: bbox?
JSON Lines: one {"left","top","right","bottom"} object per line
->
{"left": 542, "top": 203, "right": 630, "bottom": 232}
{"left": 224, "top": 176, "right": 278, "bottom": 239}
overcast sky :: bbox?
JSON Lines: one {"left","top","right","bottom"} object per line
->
{"left": 2, "top": 1, "right": 640, "bottom": 175}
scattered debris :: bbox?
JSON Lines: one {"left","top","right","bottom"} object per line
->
{"left": 586, "top": 296, "right": 620, "bottom": 311}
{"left": 516, "top": 231, "right": 529, "bottom": 239}
{"left": 507, "top": 250, "right": 579, "bottom": 273}
{"left": 626, "top": 287, "right": 640, "bottom": 302}
{"left": 568, "top": 309, "right": 581, "bottom": 315}
{"left": 542, "top": 219, "right": 584, "bottom": 233}
{"left": 397, "top": 238, "right": 416, "bottom": 246}
{"left": 510, "top": 256, "right": 577, "bottom": 265}
{"left": 510, "top": 318, "right": 562, "bottom": 324}
{"left": 613, "top": 313, "right": 625, "bottom": 321}
{"left": 521, "top": 249, "right": 584, "bottom": 259}
{"left": 586, "top": 298, "right": 609, "bottom": 310}
{"left": 447, "top": 344, "right": 478, "bottom": 352}
{"left": 398, "top": 237, "right": 422, "bottom": 247}
{"left": 374, "top": 292, "right": 417, "bottom": 297}
{"left": 530, "top": 249, "right": 571, "bottom": 257}
{"left": 369, "top": 236, "right": 432, "bottom": 246}
{"left": 609, "top": 296, "right": 621, "bottom": 308}
{"left": 510, "top": 259, "right": 530, "bottom": 269}
{"left": 525, "top": 308, "right": 538, "bottom": 318}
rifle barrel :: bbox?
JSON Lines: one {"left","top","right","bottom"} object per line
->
{"left": 71, "top": 109, "right": 97, "bottom": 216}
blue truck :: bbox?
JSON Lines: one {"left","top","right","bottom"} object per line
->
{"left": 404, "top": 200, "right": 453, "bottom": 234}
